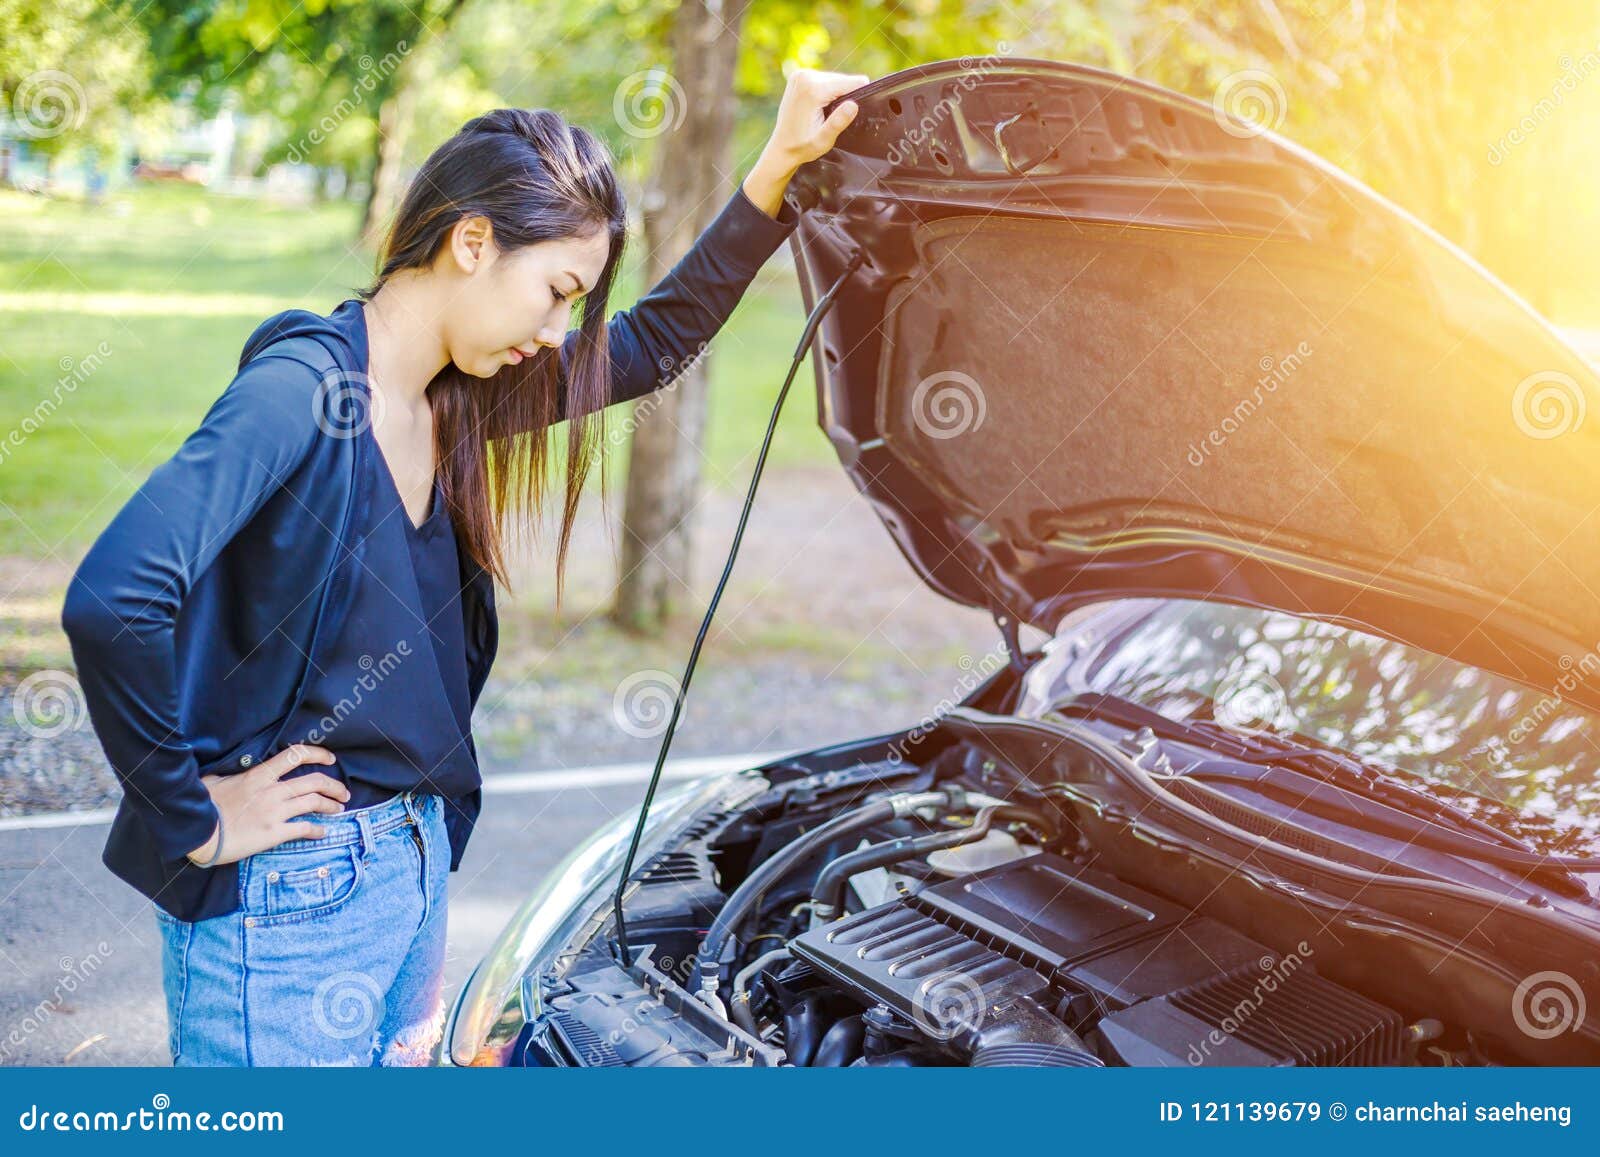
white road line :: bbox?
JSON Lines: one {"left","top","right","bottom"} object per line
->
{"left": 0, "top": 806, "right": 119, "bottom": 832}
{"left": 0, "top": 750, "right": 792, "bottom": 834}
{"left": 479, "top": 750, "right": 791, "bottom": 794}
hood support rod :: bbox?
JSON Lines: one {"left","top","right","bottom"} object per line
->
{"left": 613, "top": 248, "right": 865, "bottom": 969}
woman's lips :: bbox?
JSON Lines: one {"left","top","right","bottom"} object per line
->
{"left": 507, "top": 348, "right": 524, "bottom": 364}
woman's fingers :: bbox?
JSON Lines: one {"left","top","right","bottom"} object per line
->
{"left": 280, "top": 792, "right": 348, "bottom": 818}
{"left": 806, "top": 70, "right": 870, "bottom": 104}
{"left": 279, "top": 770, "right": 352, "bottom": 804}
{"left": 185, "top": 745, "right": 350, "bottom": 861}
{"left": 260, "top": 743, "right": 338, "bottom": 778}
{"left": 764, "top": 69, "right": 872, "bottom": 167}
{"left": 805, "top": 97, "right": 860, "bottom": 158}
{"left": 281, "top": 820, "right": 329, "bottom": 843}
{"left": 821, "top": 99, "right": 860, "bottom": 138}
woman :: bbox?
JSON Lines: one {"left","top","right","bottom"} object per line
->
{"left": 60, "top": 68, "right": 867, "bottom": 1066}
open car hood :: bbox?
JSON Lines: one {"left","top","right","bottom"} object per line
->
{"left": 785, "top": 57, "right": 1600, "bottom": 709}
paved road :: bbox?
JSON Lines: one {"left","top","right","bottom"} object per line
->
{"left": 0, "top": 759, "right": 765, "bottom": 1066}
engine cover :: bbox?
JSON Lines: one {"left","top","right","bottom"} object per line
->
{"left": 790, "top": 853, "right": 1406, "bottom": 1066}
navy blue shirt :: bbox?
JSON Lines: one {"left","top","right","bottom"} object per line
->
{"left": 282, "top": 444, "right": 477, "bottom": 810}
{"left": 405, "top": 479, "right": 474, "bottom": 742}
{"left": 61, "top": 183, "right": 801, "bottom": 921}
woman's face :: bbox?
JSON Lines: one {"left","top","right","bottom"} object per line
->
{"left": 441, "top": 216, "right": 612, "bottom": 379}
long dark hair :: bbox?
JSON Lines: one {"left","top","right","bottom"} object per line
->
{"left": 356, "top": 107, "right": 628, "bottom": 605}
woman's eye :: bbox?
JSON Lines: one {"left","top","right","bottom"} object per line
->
{"left": 551, "top": 286, "right": 568, "bottom": 304}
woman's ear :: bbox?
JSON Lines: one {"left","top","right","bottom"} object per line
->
{"left": 447, "top": 214, "right": 495, "bottom": 273}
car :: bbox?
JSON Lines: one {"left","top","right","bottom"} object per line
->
{"left": 441, "top": 56, "right": 1600, "bottom": 1068}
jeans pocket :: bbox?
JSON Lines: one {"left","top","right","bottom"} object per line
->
{"left": 246, "top": 842, "right": 366, "bottom": 925}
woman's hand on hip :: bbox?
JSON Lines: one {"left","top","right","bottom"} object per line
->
{"left": 742, "top": 68, "right": 871, "bottom": 217}
{"left": 184, "top": 743, "right": 351, "bottom": 867}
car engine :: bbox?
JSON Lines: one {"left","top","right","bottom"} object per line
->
{"left": 515, "top": 734, "right": 1510, "bottom": 1068}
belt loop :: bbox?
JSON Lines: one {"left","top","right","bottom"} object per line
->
{"left": 355, "top": 808, "right": 376, "bottom": 861}
{"left": 401, "top": 789, "right": 421, "bottom": 828}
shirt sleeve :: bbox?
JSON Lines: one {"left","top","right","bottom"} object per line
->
{"left": 59, "top": 355, "right": 325, "bottom": 864}
{"left": 552, "top": 182, "right": 802, "bottom": 424}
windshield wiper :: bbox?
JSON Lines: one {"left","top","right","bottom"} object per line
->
{"left": 1053, "top": 691, "right": 1600, "bottom": 890}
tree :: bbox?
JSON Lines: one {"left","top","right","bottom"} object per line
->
{"left": 0, "top": 0, "right": 151, "bottom": 186}
{"left": 123, "top": 0, "right": 471, "bottom": 243}
{"left": 612, "top": 0, "right": 755, "bottom": 632}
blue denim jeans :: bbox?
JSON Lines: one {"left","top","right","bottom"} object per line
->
{"left": 153, "top": 788, "right": 450, "bottom": 1066}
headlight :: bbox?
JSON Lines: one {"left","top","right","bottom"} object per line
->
{"left": 445, "top": 770, "right": 762, "bottom": 1065}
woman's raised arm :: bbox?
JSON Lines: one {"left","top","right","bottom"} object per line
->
{"left": 551, "top": 68, "right": 869, "bottom": 423}
{"left": 550, "top": 181, "right": 800, "bottom": 422}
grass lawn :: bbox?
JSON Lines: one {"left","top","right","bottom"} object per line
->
{"left": 0, "top": 182, "right": 833, "bottom": 559}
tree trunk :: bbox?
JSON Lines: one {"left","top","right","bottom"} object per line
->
{"left": 611, "top": 0, "right": 752, "bottom": 633}
{"left": 357, "top": 0, "right": 468, "bottom": 244}
{"left": 360, "top": 79, "right": 416, "bottom": 248}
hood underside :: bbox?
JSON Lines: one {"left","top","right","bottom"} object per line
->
{"left": 786, "top": 57, "right": 1600, "bottom": 709}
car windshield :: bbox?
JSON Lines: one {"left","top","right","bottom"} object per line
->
{"left": 1016, "top": 598, "right": 1600, "bottom": 854}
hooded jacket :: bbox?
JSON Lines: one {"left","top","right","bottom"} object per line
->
{"left": 61, "top": 185, "right": 800, "bottom": 921}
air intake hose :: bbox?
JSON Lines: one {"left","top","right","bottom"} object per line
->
{"left": 693, "top": 789, "right": 957, "bottom": 993}
{"left": 810, "top": 802, "right": 1058, "bottom": 921}
{"left": 960, "top": 996, "right": 1104, "bottom": 1068}
{"left": 971, "top": 1043, "right": 1104, "bottom": 1067}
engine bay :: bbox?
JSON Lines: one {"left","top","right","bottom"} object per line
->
{"left": 518, "top": 720, "right": 1600, "bottom": 1068}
